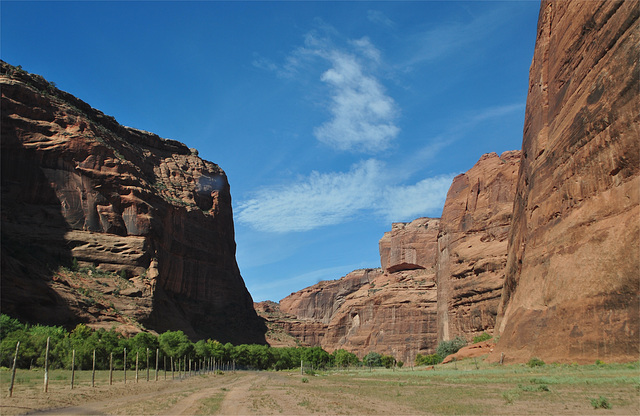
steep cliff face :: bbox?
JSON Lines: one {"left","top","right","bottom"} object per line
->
{"left": 492, "top": 1, "right": 639, "bottom": 363}
{"left": 280, "top": 268, "right": 373, "bottom": 324}
{"left": 321, "top": 269, "right": 438, "bottom": 363}
{"left": 1, "top": 62, "right": 266, "bottom": 344}
{"left": 436, "top": 151, "right": 521, "bottom": 342}
{"left": 278, "top": 219, "right": 440, "bottom": 362}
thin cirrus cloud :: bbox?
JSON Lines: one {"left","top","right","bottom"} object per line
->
{"left": 237, "top": 159, "right": 384, "bottom": 233}
{"left": 367, "top": 10, "right": 395, "bottom": 28}
{"left": 236, "top": 159, "right": 455, "bottom": 233}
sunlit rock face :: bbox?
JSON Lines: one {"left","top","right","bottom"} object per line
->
{"left": 436, "top": 151, "right": 521, "bottom": 343}
{"left": 1, "top": 61, "right": 266, "bottom": 344}
{"left": 491, "top": 0, "right": 639, "bottom": 363}
{"left": 278, "top": 219, "right": 442, "bottom": 363}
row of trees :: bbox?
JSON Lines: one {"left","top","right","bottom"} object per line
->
{"left": 0, "top": 315, "right": 402, "bottom": 371}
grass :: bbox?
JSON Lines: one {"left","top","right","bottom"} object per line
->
{"left": 196, "top": 393, "right": 224, "bottom": 415}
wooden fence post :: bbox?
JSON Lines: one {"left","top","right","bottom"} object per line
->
{"left": 171, "top": 356, "right": 174, "bottom": 380}
{"left": 8, "top": 341, "right": 20, "bottom": 398}
{"left": 71, "top": 349, "right": 75, "bottom": 389}
{"left": 135, "top": 351, "right": 139, "bottom": 383}
{"left": 124, "top": 348, "right": 127, "bottom": 384}
{"left": 43, "top": 337, "right": 50, "bottom": 393}
{"left": 155, "top": 348, "right": 159, "bottom": 381}
{"left": 109, "top": 353, "right": 113, "bottom": 385}
{"left": 92, "top": 349, "right": 96, "bottom": 387}
{"left": 164, "top": 355, "right": 167, "bottom": 380}
{"left": 146, "top": 348, "right": 150, "bottom": 382}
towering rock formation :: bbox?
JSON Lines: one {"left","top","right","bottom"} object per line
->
{"left": 1, "top": 62, "right": 266, "bottom": 344}
{"left": 380, "top": 218, "right": 439, "bottom": 273}
{"left": 277, "top": 219, "right": 440, "bottom": 363}
{"left": 492, "top": 0, "right": 639, "bottom": 363}
{"left": 436, "top": 151, "right": 521, "bottom": 342}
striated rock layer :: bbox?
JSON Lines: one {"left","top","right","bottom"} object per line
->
{"left": 1, "top": 62, "right": 266, "bottom": 344}
{"left": 278, "top": 219, "right": 441, "bottom": 363}
{"left": 492, "top": 0, "right": 639, "bottom": 363}
{"left": 437, "top": 151, "right": 521, "bottom": 342}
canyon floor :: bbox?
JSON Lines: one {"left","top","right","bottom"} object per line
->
{"left": 1, "top": 361, "right": 638, "bottom": 415}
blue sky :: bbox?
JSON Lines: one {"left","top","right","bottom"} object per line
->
{"left": 2, "top": 1, "right": 540, "bottom": 302}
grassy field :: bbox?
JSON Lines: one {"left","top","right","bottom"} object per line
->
{"left": 1, "top": 359, "right": 638, "bottom": 415}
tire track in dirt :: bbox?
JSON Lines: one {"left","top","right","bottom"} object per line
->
{"left": 163, "top": 373, "right": 249, "bottom": 415}
{"left": 216, "top": 373, "right": 263, "bottom": 415}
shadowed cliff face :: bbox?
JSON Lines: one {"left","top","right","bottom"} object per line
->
{"left": 1, "top": 62, "right": 266, "bottom": 344}
{"left": 492, "top": 0, "right": 639, "bottom": 363}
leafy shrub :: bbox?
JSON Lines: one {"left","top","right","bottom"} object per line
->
{"left": 381, "top": 355, "right": 396, "bottom": 369}
{"left": 397, "top": 361, "right": 404, "bottom": 368}
{"left": 527, "top": 357, "right": 545, "bottom": 367}
{"left": 436, "top": 336, "right": 467, "bottom": 358}
{"left": 472, "top": 332, "right": 492, "bottom": 344}
{"left": 301, "top": 377, "right": 309, "bottom": 383}
{"left": 415, "top": 353, "right": 442, "bottom": 366}
{"left": 590, "top": 395, "right": 612, "bottom": 409}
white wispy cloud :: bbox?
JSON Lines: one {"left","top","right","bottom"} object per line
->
{"left": 237, "top": 158, "right": 455, "bottom": 233}
{"left": 313, "top": 48, "right": 399, "bottom": 153}
{"left": 254, "top": 28, "right": 399, "bottom": 153}
{"left": 237, "top": 159, "right": 384, "bottom": 233}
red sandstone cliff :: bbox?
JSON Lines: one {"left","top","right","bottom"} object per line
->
{"left": 492, "top": 0, "right": 639, "bottom": 363}
{"left": 276, "top": 219, "right": 440, "bottom": 362}
{"left": 436, "top": 151, "right": 521, "bottom": 342}
{"left": 0, "top": 62, "right": 266, "bottom": 343}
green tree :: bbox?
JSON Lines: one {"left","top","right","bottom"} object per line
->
{"left": 381, "top": 355, "right": 396, "bottom": 369}
{"left": 302, "top": 346, "right": 331, "bottom": 369}
{"left": 0, "top": 314, "right": 25, "bottom": 340}
{"left": 130, "top": 332, "right": 159, "bottom": 368}
{"left": 333, "top": 349, "right": 359, "bottom": 368}
{"left": 158, "top": 330, "right": 193, "bottom": 359}
{"left": 363, "top": 351, "right": 383, "bottom": 367}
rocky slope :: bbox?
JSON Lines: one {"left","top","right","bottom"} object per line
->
{"left": 0, "top": 62, "right": 266, "bottom": 343}
{"left": 492, "top": 0, "right": 639, "bottom": 363}
{"left": 436, "top": 151, "right": 521, "bottom": 342}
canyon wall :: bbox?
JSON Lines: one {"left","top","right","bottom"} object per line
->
{"left": 277, "top": 219, "right": 440, "bottom": 362}
{"left": 436, "top": 151, "right": 521, "bottom": 342}
{"left": 0, "top": 62, "right": 266, "bottom": 344}
{"left": 492, "top": 0, "right": 639, "bottom": 363}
